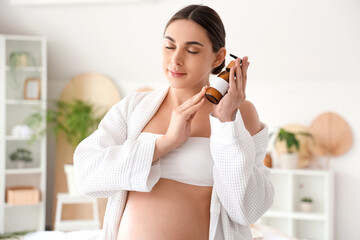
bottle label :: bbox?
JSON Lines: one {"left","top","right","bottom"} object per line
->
{"left": 210, "top": 77, "right": 229, "bottom": 96}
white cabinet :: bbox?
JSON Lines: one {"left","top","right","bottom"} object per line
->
{"left": 260, "top": 169, "right": 334, "bottom": 240}
{"left": 0, "top": 34, "right": 47, "bottom": 233}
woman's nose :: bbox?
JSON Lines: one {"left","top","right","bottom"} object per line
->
{"left": 171, "top": 50, "right": 184, "bottom": 66}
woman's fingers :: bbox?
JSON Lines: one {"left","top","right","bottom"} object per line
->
{"left": 242, "top": 57, "right": 250, "bottom": 94}
{"left": 229, "top": 65, "right": 237, "bottom": 90}
{"left": 243, "top": 60, "right": 249, "bottom": 93}
{"left": 241, "top": 57, "right": 248, "bottom": 80}
{"left": 183, "top": 98, "right": 205, "bottom": 120}
{"left": 235, "top": 58, "right": 242, "bottom": 91}
{"left": 228, "top": 57, "right": 248, "bottom": 102}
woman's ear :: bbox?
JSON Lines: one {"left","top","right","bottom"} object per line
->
{"left": 212, "top": 47, "right": 226, "bottom": 68}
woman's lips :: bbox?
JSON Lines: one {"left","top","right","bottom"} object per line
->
{"left": 169, "top": 70, "right": 186, "bottom": 78}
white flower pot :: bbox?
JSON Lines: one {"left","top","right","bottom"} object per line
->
{"left": 301, "top": 202, "right": 313, "bottom": 212}
{"left": 64, "top": 164, "right": 81, "bottom": 196}
{"left": 278, "top": 152, "right": 298, "bottom": 169}
{"left": 15, "top": 160, "right": 26, "bottom": 169}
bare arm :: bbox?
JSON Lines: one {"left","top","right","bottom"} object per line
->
{"left": 152, "top": 135, "right": 176, "bottom": 162}
{"left": 152, "top": 86, "right": 207, "bottom": 162}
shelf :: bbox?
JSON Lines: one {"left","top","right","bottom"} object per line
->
{"left": 5, "top": 66, "right": 44, "bottom": 72}
{"left": 6, "top": 136, "right": 32, "bottom": 141}
{"left": 6, "top": 99, "right": 42, "bottom": 105}
{"left": 2, "top": 34, "right": 45, "bottom": 41}
{"left": 5, "top": 168, "right": 43, "bottom": 174}
{"left": 264, "top": 210, "right": 291, "bottom": 218}
{"left": 1, "top": 34, "right": 47, "bottom": 234}
{"left": 264, "top": 210, "right": 326, "bottom": 221}
{"left": 261, "top": 169, "right": 333, "bottom": 239}
{"left": 270, "top": 168, "right": 329, "bottom": 176}
{"left": 292, "top": 211, "right": 326, "bottom": 221}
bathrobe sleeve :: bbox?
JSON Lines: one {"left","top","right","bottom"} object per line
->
{"left": 209, "top": 109, "right": 274, "bottom": 226}
{"left": 73, "top": 93, "right": 161, "bottom": 198}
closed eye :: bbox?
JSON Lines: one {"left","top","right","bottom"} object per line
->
{"left": 187, "top": 50, "right": 198, "bottom": 54}
{"left": 165, "top": 46, "right": 198, "bottom": 54}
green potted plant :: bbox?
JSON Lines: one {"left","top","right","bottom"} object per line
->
{"left": 9, "top": 148, "right": 33, "bottom": 169}
{"left": 9, "top": 51, "right": 36, "bottom": 68}
{"left": 25, "top": 99, "right": 104, "bottom": 148}
{"left": 300, "top": 197, "right": 313, "bottom": 212}
{"left": 269, "top": 128, "right": 313, "bottom": 169}
{"left": 25, "top": 99, "right": 105, "bottom": 195}
{"left": 8, "top": 51, "right": 36, "bottom": 98}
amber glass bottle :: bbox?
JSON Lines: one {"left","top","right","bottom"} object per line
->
{"left": 205, "top": 60, "right": 236, "bottom": 104}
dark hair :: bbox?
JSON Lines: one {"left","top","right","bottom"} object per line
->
{"left": 164, "top": 5, "right": 226, "bottom": 75}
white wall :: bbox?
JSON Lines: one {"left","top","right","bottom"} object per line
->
{"left": 1, "top": 0, "right": 359, "bottom": 239}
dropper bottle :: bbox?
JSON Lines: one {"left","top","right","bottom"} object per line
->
{"left": 205, "top": 54, "right": 242, "bottom": 104}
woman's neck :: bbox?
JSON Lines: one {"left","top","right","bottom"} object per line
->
{"left": 167, "top": 84, "right": 206, "bottom": 107}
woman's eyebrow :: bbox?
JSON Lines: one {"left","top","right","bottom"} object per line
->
{"left": 164, "top": 36, "right": 204, "bottom": 46}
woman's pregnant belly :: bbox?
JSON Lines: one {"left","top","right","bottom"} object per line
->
{"left": 117, "top": 178, "right": 213, "bottom": 240}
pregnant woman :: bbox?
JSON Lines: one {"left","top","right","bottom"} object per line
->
{"left": 74, "top": 4, "right": 274, "bottom": 240}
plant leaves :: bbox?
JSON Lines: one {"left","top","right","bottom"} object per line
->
{"left": 24, "top": 98, "right": 105, "bottom": 148}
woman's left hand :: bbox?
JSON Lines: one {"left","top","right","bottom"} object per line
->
{"left": 212, "top": 56, "right": 250, "bottom": 122}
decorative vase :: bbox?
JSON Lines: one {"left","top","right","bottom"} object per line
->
{"left": 18, "top": 54, "right": 28, "bottom": 67}
{"left": 301, "top": 202, "right": 313, "bottom": 212}
{"left": 264, "top": 152, "right": 272, "bottom": 168}
{"left": 11, "top": 125, "right": 33, "bottom": 138}
{"left": 15, "top": 160, "right": 26, "bottom": 169}
{"left": 64, "top": 164, "right": 81, "bottom": 196}
{"left": 278, "top": 152, "right": 298, "bottom": 169}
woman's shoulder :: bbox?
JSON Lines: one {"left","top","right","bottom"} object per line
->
{"left": 112, "top": 86, "right": 169, "bottom": 112}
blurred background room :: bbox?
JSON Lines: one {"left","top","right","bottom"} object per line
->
{"left": 0, "top": 0, "right": 359, "bottom": 239}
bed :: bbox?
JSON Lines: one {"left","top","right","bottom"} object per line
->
{"left": 20, "top": 224, "right": 294, "bottom": 240}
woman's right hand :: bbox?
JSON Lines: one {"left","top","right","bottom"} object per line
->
{"left": 152, "top": 86, "right": 207, "bottom": 162}
{"left": 165, "top": 86, "right": 207, "bottom": 148}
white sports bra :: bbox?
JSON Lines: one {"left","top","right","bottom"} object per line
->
{"left": 138, "top": 132, "right": 214, "bottom": 187}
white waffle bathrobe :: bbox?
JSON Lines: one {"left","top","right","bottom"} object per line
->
{"left": 73, "top": 86, "right": 274, "bottom": 240}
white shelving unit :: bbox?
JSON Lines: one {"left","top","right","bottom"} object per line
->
{"left": 0, "top": 34, "right": 47, "bottom": 233}
{"left": 259, "top": 168, "right": 334, "bottom": 240}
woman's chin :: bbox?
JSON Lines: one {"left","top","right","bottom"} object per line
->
{"left": 168, "top": 82, "right": 187, "bottom": 89}
{"left": 167, "top": 77, "right": 187, "bottom": 88}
